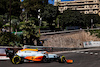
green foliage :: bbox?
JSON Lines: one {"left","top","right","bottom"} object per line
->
{"left": 88, "top": 30, "right": 100, "bottom": 38}
{"left": 42, "top": 4, "right": 57, "bottom": 30}
{"left": 59, "top": 10, "right": 100, "bottom": 29}
{"left": 0, "top": 0, "right": 8, "bottom": 15}
{"left": 20, "top": 20, "right": 36, "bottom": 38}
{"left": 55, "top": 15, "right": 61, "bottom": 28}
{"left": 9, "top": 42, "right": 23, "bottom": 47}
{"left": 3, "top": 24, "right": 10, "bottom": 27}
{"left": 42, "top": 21, "right": 48, "bottom": 26}
{"left": 11, "top": 19, "right": 20, "bottom": 33}
{"left": 20, "top": 20, "right": 40, "bottom": 44}
{"left": 0, "top": 32, "right": 21, "bottom": 46}
{"left": 0, "top": 0, "right": 21, "bottom": 17}
{"left": 59, "top": 10, "right": 84, "bottom": 29}
{"left": 11, "top": 15, "right": 18, "bottom": 19}
{"left": 10, "top": 0, "right": 22, "bottom": 17}
{"left": 19, "top": 21, "right": 25, "bottom": 27}
{"left": 83, "top": 14, "right": 99, "bottom": 28}
{"left": 0, "top": 15, "right": 3, "bottom": 28}
{"left": 42, "top": 4, "right": 57, "bottom": 21}
{"left": 95, "top": 24, "right": 100, "bottom": 27}
{"left": 11, "top": 19, "right": 19, "bottom": 26}
{"left": 22, "top": 0, "right": 48, "bottom": 18}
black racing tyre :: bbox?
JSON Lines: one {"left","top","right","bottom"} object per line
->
{"left": 47, "top": 58, "right": 51, "bottom": 63}
{"left": 42, "top": 56, "right": 48, "bottom": 63}
{"left": 11, "top": 55, "right": 21, "bottom": 64}
{"left": 20, "top": 57, "right": 24, "bottom": 63}
{"left": 58, "top": 56, "right": 66, "bottom": 63}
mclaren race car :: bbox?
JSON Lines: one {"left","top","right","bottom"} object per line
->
{"left": 5, "top": 48, "right": 73, "bottom": 64}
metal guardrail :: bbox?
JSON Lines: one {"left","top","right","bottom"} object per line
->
{"left": 0, "top": 44, "right": 99, "bottom": 54}
{"left": 41, "top": 28, "right": 100, "bottom": 35}
{"left": 41, "top": 29, "right": 80, "bottom": 35}
{"left": 40, "top": 30, "right": 52, "bottom": 33}
{"left": 23, "top": 45, "right": 88, "bottom": 52}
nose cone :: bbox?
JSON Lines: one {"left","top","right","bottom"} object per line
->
{"left": 66, "top": 59, "right": 73, "bottom": 64}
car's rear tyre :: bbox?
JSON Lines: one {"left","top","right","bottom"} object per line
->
{"left": 58, "top": 56, "right": 66, "bottom": 63}
{"left": 42, "top": 56, "right": 48, "bottom": 63}
{"left": 47, "top": 58, "right": 51, "bottom": 63}
{"left": 11, "top": 55, "right": 21, "bottom": 64}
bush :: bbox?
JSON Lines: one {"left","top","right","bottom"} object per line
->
{"left": 88, "top": 30, "right": 100, "bottom": 38}
{"left": 0, "top": 32, "right": 22, "bottom": 46}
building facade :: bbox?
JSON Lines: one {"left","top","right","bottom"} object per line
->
{"left": 54, "top": 0, "right": 100, "bottom": 15}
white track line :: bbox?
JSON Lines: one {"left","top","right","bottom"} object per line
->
{"left": 94, "top": 53, "right": 98, "bottom": 55}
{"left": 85, "top": 52, "right": 88, "bottom": 54}
{"left": 80, "top": 52, "right": 84, "bottom": 53}
{"left": 76, "top": 51, "right": 99, "bottom": 55}
{"left": 71, "top": 51, "right": 76, "bottom": 52}
{"left": 90, "top": 52, "right": 93, "bottom": 55}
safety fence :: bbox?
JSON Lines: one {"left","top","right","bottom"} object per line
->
{"left": 0, "top": 48, "right": 22, "bottom": 60}
{"left": 23, "top": 45, "right": 88, "bottom": 52}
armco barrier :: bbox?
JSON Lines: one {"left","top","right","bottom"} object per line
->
{"left": 0, "top": 45, "right": 89, "bottom": 56}
{"left": 0, "top": 48, "right": 9, "bottom": 60}
{"left": 23, "top": 45, "right": 88, "bottom": 52}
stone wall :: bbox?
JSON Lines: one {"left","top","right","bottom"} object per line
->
{"left": 40, "top": 30, "right": 100, "bottom": 48}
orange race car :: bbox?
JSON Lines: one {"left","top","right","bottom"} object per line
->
{"left": 5, "top": 48, "right": 73, "bottom": 64}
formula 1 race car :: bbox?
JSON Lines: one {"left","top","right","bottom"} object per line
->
{"left": 5, "top": 48, "right": 73, "bottom": 64}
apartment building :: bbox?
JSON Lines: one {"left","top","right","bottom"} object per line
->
{"left": 54, "top": 0, "right": 100, "bottom": 15}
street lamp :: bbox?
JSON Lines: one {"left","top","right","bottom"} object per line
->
{"left": 39, "top": 17, "right": 42, "bottom": 27}
{"left": 91, "top": 19, "right": 93, "bottom": 28}
{"left": 38, "top": 9, "right": 42, "bottom": 33}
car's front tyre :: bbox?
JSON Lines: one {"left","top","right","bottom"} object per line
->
{"left": 58, "top": 56, "right": 66, "bottom": 63}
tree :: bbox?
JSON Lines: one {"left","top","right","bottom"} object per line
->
{"left": 84, "top": 14, "right": 100, "bottom": 28}
{"left": 0, "top": 0, "right": 8, "bottom": 15}
{"left": 22, "top": 0, "right": 48, "bottom": 18}
{"left": 0, "top": 0, "right": 22, "bottom": 17}
{"left": 0, "top": 32, "right": 21, "bottom": 46}
{"left": 20, "top": 20, "right": 40, "bottom": 45}
{"left": 10, "top": 0, "right": 22, "bottom": 17}
{"left": 59, "top": 10, "right": 85, "bottom": 29}
{"left": 11, "top": 19, "right": 20, "bottom": 34}
{"left": 55, "top": 15, "right": 61, "bottom": 28}
{"left": 0, "top": 15, "right": 3, "bottom": 28}
{"left": 42, "top": 4, "right": 57, "bottom": 29}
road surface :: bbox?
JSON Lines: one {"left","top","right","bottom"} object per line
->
{"left": 0, "top": 49, "right": 100, "bottom": 67}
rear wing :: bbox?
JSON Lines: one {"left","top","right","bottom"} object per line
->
{"left": 5, "top": 48, "right": 22, "bottom": 58}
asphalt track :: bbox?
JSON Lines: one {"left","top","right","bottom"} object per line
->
{"left": 1, "top": 50, "right": 100, "bottom": 67}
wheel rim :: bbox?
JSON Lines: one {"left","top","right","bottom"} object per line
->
{"left": 61, "top": 56, "right": 65, "bottom": 63}
{"left": 62, "top": 58, "right": 65, "bottom": 62}
{"left": 42, "top": 57, "right": 47, "bottom": 62}
{"left": 14, "top": 57, "right": 20, "bottom": 63}
{"left": 12, "top": 56, "right": 21, "bottom": 64}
